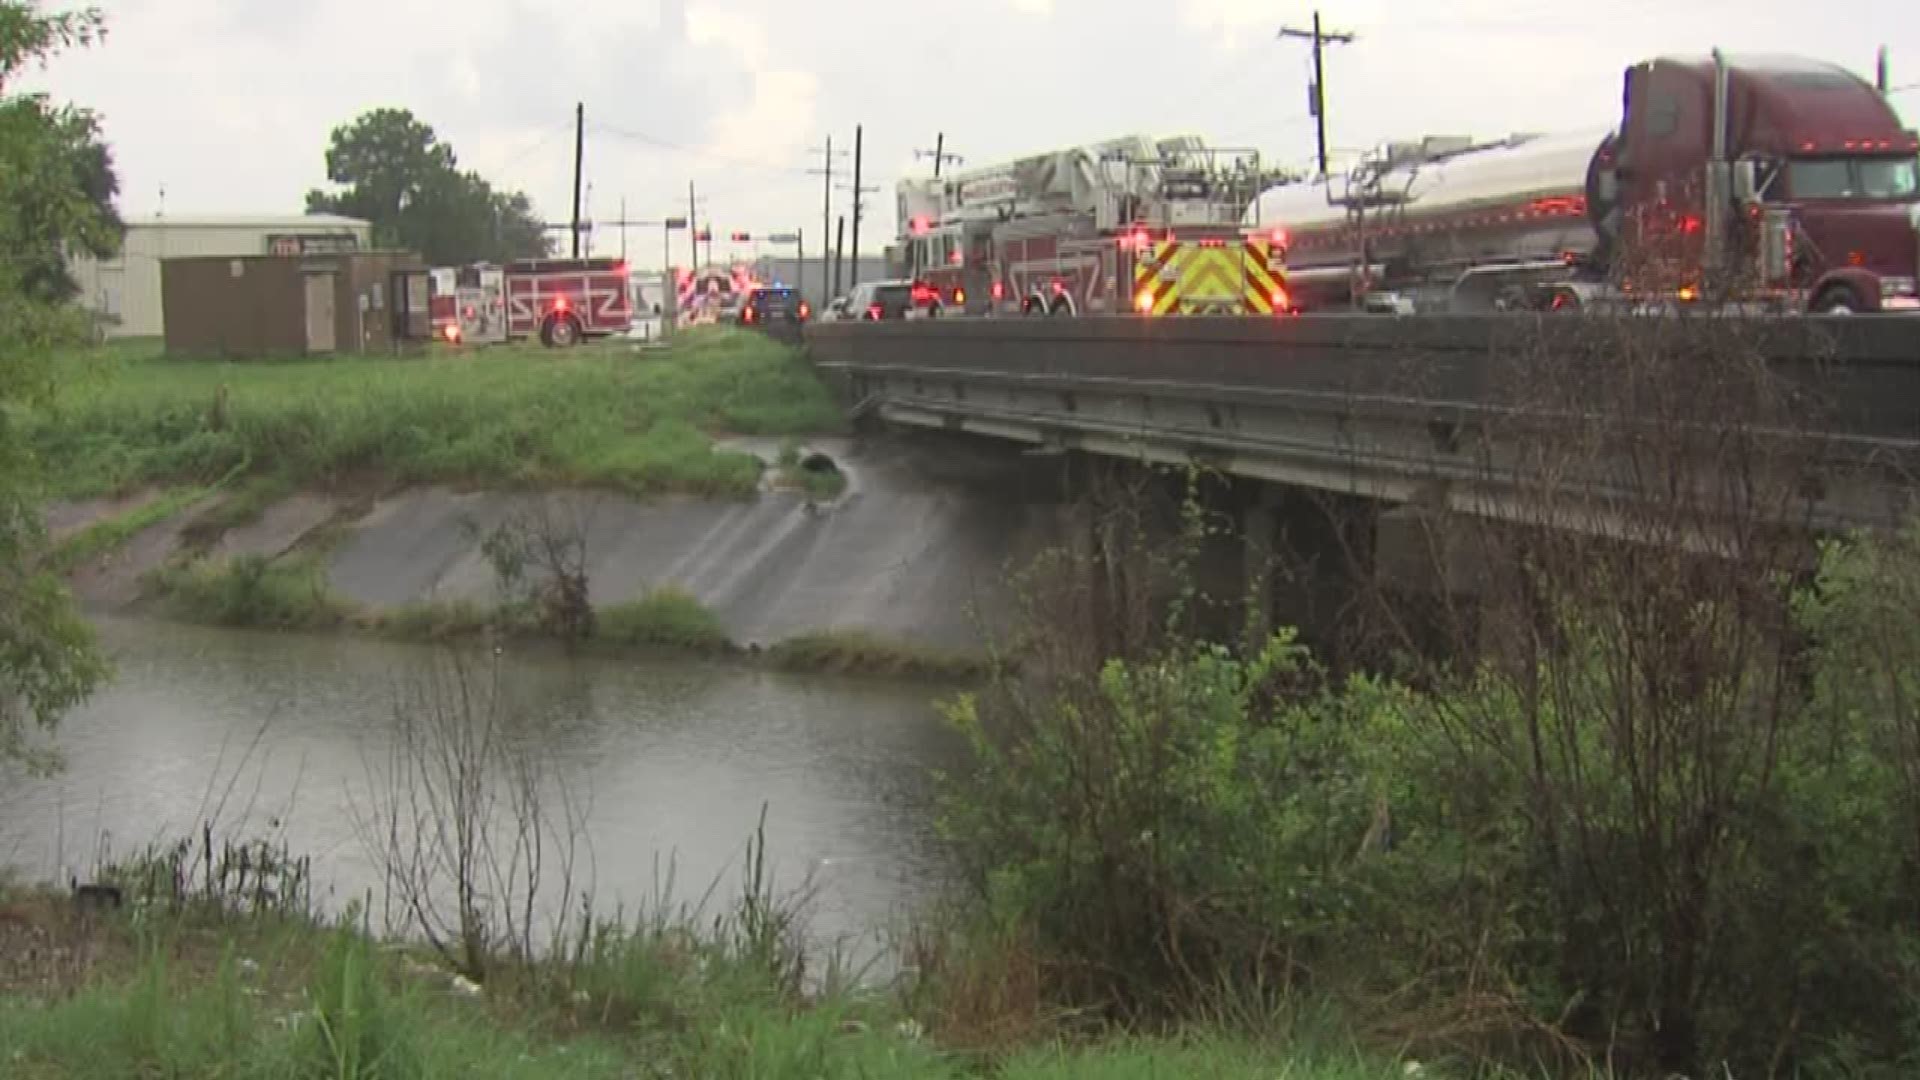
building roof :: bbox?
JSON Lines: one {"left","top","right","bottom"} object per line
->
{"left": 127, "top": 212, "right": 371, "bottom": 230}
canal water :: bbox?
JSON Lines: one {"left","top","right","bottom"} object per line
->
{"left": 0, "top": 617, "right": 966, "bottom": 955}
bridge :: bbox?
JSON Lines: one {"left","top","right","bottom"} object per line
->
{"left": 805, "top": 315, "right": 1920, "bottom": 607}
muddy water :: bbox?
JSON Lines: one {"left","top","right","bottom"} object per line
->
{"left": 0, "top": 617, "right": 966, "bottom": 953}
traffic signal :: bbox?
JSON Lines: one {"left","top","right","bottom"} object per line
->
{"left": 729, "top": 231, "right": 751, "bottom": 242}
{"left": 694, "top": 228, "right": 712, "bottom": 242}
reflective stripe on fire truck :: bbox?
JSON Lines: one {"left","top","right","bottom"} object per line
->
{"left": 1132, "top": 240, "right": 1283, "bottom": 315}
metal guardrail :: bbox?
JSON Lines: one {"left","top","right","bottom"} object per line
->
{"left": 805, "top": 316, "right": 1920, "bottom": 538}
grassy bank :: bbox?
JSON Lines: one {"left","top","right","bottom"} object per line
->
{"left": 0, "top": 843, "right": 1421, "bottom": 1080}
{"left": 28, "top": 330, "right": 842, "bottom": 503}
{"left": 143, "top": 554, "right": 990, "bottom": 679}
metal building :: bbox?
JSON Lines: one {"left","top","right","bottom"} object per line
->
{"left": 69, "top": 213, "right": 371, "bottom": 339}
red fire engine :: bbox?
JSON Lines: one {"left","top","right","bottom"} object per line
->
{"left": 893, "top": 135, "right": 1290, "bottom": 318}
{"left": 431, "top": 257, "right": 632, "bottom": 348}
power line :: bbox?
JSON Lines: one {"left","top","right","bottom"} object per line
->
{"left": 588, "top": 122, "right": 815, "bottom": 178}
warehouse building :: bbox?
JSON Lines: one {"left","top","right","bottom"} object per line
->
{"left": 69, "top": 213, "right": 371, "bottom": 338}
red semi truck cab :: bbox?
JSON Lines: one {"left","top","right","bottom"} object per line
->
{"left": 1599, "top": 54, "right": 1920, "bottom": 312}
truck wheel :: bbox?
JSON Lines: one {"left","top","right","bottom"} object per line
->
{"left": 1049, "top": 300, "right": 1073, "bottom": 318}
{"left": 1811, "top": 287, "right": 1862, "bottom": 315}
{"left": 1022, "top": 298, "right": 1044, "bottom": 318}
{"left": 546, "top": 315, "right": 583, "bottom": 347}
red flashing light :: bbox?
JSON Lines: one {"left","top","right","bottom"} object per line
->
{"left": 553, "top": 295, "right": 570, "bottom": 313}
{"left": 443, "top": 324, "right": 462, "bottom": 343}
{"left": 1678, "top": 285, "right": 1700, "bottom": 303}
{"left": 798, "top": 300, "right": 811, "bottom": 321}
{"left": 953, "top": 287, "right": 966, "bottom": 305}
{"left": 1135, "top": 287, "right": 1155, "bottom": 314}
{"left": 1801, "top": 140, "right": 1817, "bottom": 152}
{"left": 742, "top": 306, "right": 757, "bottom": 323}
{"left": 1270, "top": 287, "right": 1289, "bottom": 313}
{"left": 947, "top": 249, "right": 962, "bottom": 265}
{"left": 1050, "top": 279, "right": 1064, "bottom": 295}
{"left": 613, "top": 261, "right": 628, "bottom": 276}
{"left": 909, "top": 216, "right": 931, "bottom": 236}
{"left": 1131, "top": 228, "right": 1150, "bottom": 249}
{"left": 1269, "top": 227, "right": 1289, "bottom": 248}
{"left": 1679, "top": 215, "right": 1703, "bottom": 236}
{"left": 991, "top": 280, "right": 1005, "bottom": 301}
{"left": 1848, "top": 250, "right": 1867, "bottom": 267}
{"left": 867, "top": 303, "right": 884, "bottom": 320}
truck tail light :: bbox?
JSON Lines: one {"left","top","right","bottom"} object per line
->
{"left": 953, "top": 288, "right": 966, "bottom": 305}
{"left": 991, "top": 281, "right": 1005, "bottom": 301}
{"left": 1135, "top": 288, "right": 1155, "bottom": 313}
{"left": 798, "top": 301, "right": 811, "bottom": 321}
{"left": 444, "top": 324, "right": 462, "bottom": 343}
{"left": 867, "top": 303, "right": 884, "bottom": 320}
{"left": 553, "top": 295, "right": 570, "bottom": 313}
{"left": 1270, "top": 287, "right": 1290, "bottom": 313}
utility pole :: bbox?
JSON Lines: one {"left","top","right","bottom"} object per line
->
{"left": 833, "top": 215, "right": 846, "bottom": 298}
{"left": 687, "top": 181, "right": 698, "bottom": 269}
{"left": 618, "top": 196, "right": 627, "bottom": 261}
{"left": 570, "top": 103, "right": 586, "bottom": 258}
{"left": 1878, "top": 46, "right": 1891, "bottom": 94}
{"left": 1279, "top": 12, "right": 1355, "bottom": 178}
{"left": 914, "top": 132, "right": 964, "bottom": 178}
{"left": 807, "top": 136, "right": 848, "bottom": 302}
{"left": 850, "top": 125, "right": 865, "bottom": 290}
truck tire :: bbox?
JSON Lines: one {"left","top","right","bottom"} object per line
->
{"left": 546, "top": 314, "right": 583, "bottom": 348}
{"left": 1811, "top": 286, "right": 1862, "bottom": 315}
{"left": 1049, "top": 299, "right": 1073, "bottom": 318}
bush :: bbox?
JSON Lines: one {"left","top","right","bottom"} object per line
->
{"left": 938, "top": 629, "right": 1407, "bottom": 1013}
{"left": 152, "top": 554, "right": 348, "bottom": 630}
{"left": 598, "top": 589, "right": 731, "bottom": 653}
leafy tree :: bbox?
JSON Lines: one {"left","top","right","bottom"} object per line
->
{"left": 0, "top": 1, "right": 111, "bottom": 772}
{"left": 305, "top": 107, "right": 550, "bottom": 265}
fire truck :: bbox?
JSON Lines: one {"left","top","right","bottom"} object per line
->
{"left": 894, "top": 135, "right": 1291, "bottom": 318}
{"left": 431, "top": 257, "right": 633, "bottom": 347}
{"left": 1243, "top": 52, "right": 1920, "bottom": 315}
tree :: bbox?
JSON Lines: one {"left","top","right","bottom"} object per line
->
{"left": 305, "top": 108, "right": 550, "bottom": 265}
{"left": 0, "top": 1, "right": 111, "bottom": 772}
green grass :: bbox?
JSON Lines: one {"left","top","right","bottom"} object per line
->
{"left": 0, "top": 904, "right": 1434, "bottom": 1080}
{"left": 29, "top": 328, "right": 844, "bottom": 503}
{"left": 148, "top": 553, "right": 350, "bottom": 631}
{"left": 597, "top": 588, "right": 733, "bottom": 653}
{"left": 48, "top": 485, "right": 210, "bottom": 571}
{"left": 767, "top": 630, "right": 994, "bottom": 681}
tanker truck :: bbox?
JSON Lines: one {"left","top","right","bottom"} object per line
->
{"left": 1243, "top": 52, "right": 1920, "bottom": 315}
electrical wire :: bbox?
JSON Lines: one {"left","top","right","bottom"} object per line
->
{"left": 588, "top": 121, "right": 816, "bottom": 179}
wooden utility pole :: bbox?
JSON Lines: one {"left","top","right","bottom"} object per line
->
{"left": 914, "top": 133, "right": 963, "bottom": 177}
{"left": 570, "top": 103, "right": 585, "bottom": 258}
{"left": 1878, "top": 46, "right": 1891, "bottom": 94}
{"left": 833, "top": 215, "right": 845, "bottom": 298}
{"left": 849, "top": 125, "right": 865, "bottom": 290}
{"left": 687, "top": 181, "right": 698, "bottom": 269}
{"left": 1279, "top": 12, "right": 1355, "bottom": 178}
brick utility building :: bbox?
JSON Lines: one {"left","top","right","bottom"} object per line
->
{"left": 69, "top": 213, "right": 372, "bottom": 339}
{"left": 161, "top": 250, "right": 431, "bottom": 357}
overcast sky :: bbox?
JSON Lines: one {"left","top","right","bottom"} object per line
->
{"left": 24, "top": 0, "right": 1920, "bottom": 264}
